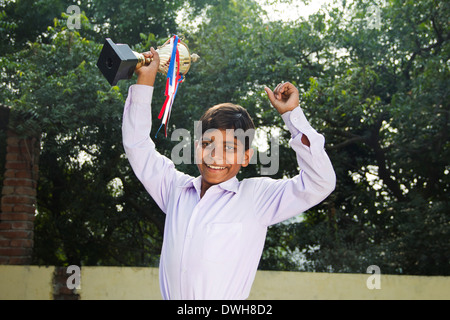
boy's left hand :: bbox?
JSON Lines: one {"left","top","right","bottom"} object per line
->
{"left": 264, "top": 82, "right": 300, "bottom": 115}
{"left": 265, "top": 82, "right": 310, "bottom": 146}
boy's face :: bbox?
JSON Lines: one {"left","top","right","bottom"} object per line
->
{"left": 195, "top": 129, "right": 253, "bottom": 187}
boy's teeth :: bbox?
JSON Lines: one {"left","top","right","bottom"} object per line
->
{"left": 208, "top": 165, "right": 226, "bottom": 170}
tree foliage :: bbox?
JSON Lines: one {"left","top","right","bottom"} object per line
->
{"left": 0, "top": 0, "right": 448, "bottom": 274}
{"left": 260, "top": 0, "right": 450, "bottom": 275}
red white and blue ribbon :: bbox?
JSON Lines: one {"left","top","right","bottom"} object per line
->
{"left": 156, "top": 35, "right": 184, "bottom": 137}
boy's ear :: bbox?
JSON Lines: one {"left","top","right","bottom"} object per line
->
{"left": 241, "top": 148, "right": 254, "bottom": 168}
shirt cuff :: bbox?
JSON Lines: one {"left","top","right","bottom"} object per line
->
{"left": 281, "top": 106, "right": 313, "bottom": 138}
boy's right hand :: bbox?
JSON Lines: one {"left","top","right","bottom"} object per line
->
{"left": 136, "top": 47, "right": 160, "bottom": 87}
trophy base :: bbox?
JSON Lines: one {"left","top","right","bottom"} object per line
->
{"left": 97, "top": 38, "right": 139, "bottom": 86}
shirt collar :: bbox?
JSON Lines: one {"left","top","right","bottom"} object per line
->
{"left": 217, "top": 176, "right": 240, "bottom": 193}
{"left": 180, "top": 176, "right": 240, "bottom": 195}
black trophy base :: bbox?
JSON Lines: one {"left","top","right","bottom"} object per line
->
{"left": 97, "top": 38, "right": 138, "bottom": 86}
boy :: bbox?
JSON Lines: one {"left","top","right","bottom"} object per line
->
{"left": 122, "top": 48, "right": 336, "bottom": 300}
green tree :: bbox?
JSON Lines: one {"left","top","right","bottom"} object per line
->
{"left": 83, "top": 0, "right": 184, "bottom": 44}
{"left": 273, "top": 0, "right": 450, "bottom": 275}
{"left": 1, "top": 0, "right": 448, "bottom": 275}
{"left": 1, "top": 21, "right": 159, "bottom": 266}
{"left": 0, "top": 0, "right": 67, "bottom": 55}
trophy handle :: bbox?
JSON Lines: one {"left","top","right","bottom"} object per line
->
{"left": 134, "top": 39, "right": 199, "bottom": 76}
{"left": 134, "top": 52, "right": 152, "bottom": 68}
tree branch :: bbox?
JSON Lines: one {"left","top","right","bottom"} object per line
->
{"left": 327, "top": 135, "right": 367, "bottom": 150}
{"left": 367, "top": 116, "right": 407, "bottom": 202}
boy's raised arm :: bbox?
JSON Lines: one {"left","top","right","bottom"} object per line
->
{"left": 122, "top": 49, "right": 187, "bottom": 213}
{"left": 254, "top": 82, "right": 336, "bottom": 226}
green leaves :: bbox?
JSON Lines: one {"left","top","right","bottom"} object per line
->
{"left": 1, "top": 0, "right": 448, "bottom": 273}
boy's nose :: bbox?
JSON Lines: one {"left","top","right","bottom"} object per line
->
{"left": 205, "top": 146, "right": 224, "bottom": 165}
{"left": 210, "top": 147, "right": 220, "bottom": 161}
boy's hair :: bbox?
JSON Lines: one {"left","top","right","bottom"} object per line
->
{"left": 197, "top": 103, "right": 255, "bottom": 150}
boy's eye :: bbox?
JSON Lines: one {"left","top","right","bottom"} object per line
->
{"left": 225, "top": 145, "right": 236, "bottom": 151}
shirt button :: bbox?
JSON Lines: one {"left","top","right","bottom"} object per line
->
{"left": 292, "top": 117, "right": 298, "bottom": 122}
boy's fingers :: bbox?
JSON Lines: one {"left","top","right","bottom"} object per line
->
{"left": 280, "top": 82, "right": 292, "bottom": 94}
{"left": 281, "top": 82, "right": 298, "bottom": 100}
{"left": 141, "top": 48, "right": 160, "bottom": 67}
{"left": 150, "top": 47, "right": 159, "bottom": 63}
{"left": 265, "top": 86, "right": 283, "bottom": 110}
{"left": 264, "top": 87, "right": 276, "bottom": 103}
{"left": 275, "top": 82, "right": 293, "bottom": 100}
{"left": 265, "top": 81, "right": 300, "bottom": 114}
{"left": 273, "top": 83, "right": 283, "bottom": 99}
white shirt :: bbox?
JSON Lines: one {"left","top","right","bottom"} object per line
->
{"left": 122, "top": 84, "right": 336, "bottom": 300}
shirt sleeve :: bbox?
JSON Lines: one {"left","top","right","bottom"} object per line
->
{"left": 122, "top": 84, "right": 189, "bottom": 213}
{"left": 253, "top": 106, "right": 336, "bottom": 226}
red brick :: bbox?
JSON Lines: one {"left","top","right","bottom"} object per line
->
{"left": 6, "top": 136, "right": 21, "bottom": 147}
{"left": 1, "top": 130, "right": 39, "bottom": 265}
{"left": 20, "top": 145, "right": 35, "bottom": 154}
{"left": 0, "top": 256, "right": 10, "bottom": 264}
{"left": 15, "top": 186, "right": 37, "bottom": 197}
{"left": 0, "top": 247, "right": 31, "bottom": 256}
{"left": 4, "top": 170, "right": 16, "bottom": 178}
{"left": 0, "top": 222, "right": 12, "bottom": 230}
{"left": 6, "top": 146, "right": 20, "bottom": 153}
{"left": 5, "top": 153, "right": 24, "bottom": 161}
{"left": 14, "top": 171, "right": 33, "bottom": 179}
{"left": 10, "top": 239, "right": 33, "bottom": 248}
{"left": 11, "top": 221, "right": 33, "bottom": 230}
{"left": 1, "top": 186, "right": 14, "bottom": 195}
{"left": 0, "top": 230, "right": 32, "bottom": 239}
{"left": 0, "top": 204, "right": 14, "bottom": 213}
{"left": 5, "top": 162, "right": 30, "bottom": 170}
{"left": 0, "top": 239, "right": 11, "bottom": 247}
{"left": 0, "top": 212, "right": 35, "bottom": 221}
{"left": 13, "top": 205, "right": 36, "bottom": 214}
{"left": 8, "top": 256, "right": 32, "bottom": 265}
{"left": 3, "top": 179, "right": 35, "bottom": 188}
{"left": 2, "top": 195, "right": 36, "bottom": 205}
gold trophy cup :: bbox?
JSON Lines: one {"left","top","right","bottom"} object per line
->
{"left": 97, "top": 37, "right": 199, "bottom": 86}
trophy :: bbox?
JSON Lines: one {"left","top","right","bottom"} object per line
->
{"left": 97, "top": 37, "right": 199, "bottom": 86}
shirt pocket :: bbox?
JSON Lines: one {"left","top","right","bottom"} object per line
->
{"left": 203, "top": 222, "right": 242, "bottom": 263}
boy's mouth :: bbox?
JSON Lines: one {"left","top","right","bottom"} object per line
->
{"left": 205, "top": 164, "right": 227, "bottom": 170}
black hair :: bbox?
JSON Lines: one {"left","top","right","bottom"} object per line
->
{"left": 196, "top": 103, "right": 255, "bottom": 150}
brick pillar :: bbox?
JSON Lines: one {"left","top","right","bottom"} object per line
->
{"left": 0, "top": 129, "right": 40, "bottom": 265}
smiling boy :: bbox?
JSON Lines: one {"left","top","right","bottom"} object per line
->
{"left": 195, "top": 102, "right": 256, "bottom": 197}
{"left": 122, "top": 48, "right": 336, "bottom": 299}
